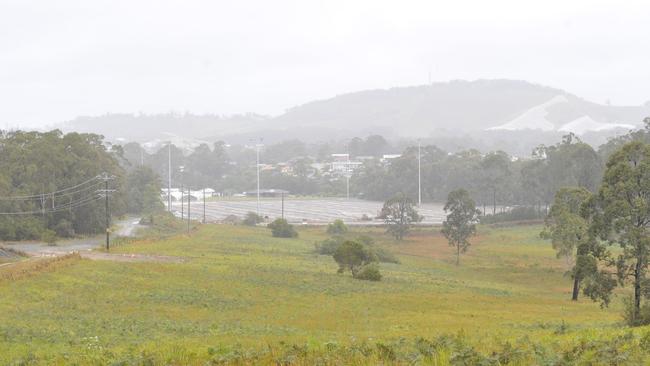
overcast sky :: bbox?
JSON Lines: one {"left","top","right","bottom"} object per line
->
{"left": 1, "top": 0, "right": 649, "bottom": 128}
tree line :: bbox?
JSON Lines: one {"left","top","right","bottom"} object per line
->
{"left": 0, "top": 130, "right": 162, "bottom": 241}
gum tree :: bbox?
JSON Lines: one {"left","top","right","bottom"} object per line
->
{"left": 591, "top": 141, "right": 650, "bottom": 323}
{"left": 442, "top": 189, "right": 480, "bottom": 265}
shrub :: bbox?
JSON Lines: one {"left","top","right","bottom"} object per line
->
{"left": 356, "top": 264, "right": 382, "bottom": 281}
{"left": 315, "top": 237, "right": 344, "bottom": 255}
{"left": 326, "top": 219, "right": 348, "bottom": 235}
{"left": 222, "top": 215, "right": 241, "bottom": 225}
{"left": 622, "top": 296, "right": 650, "bottom": 326}
{"left": 243, "top": 212, "right": 264, "bottom": 226}
{"left": 54, "top": 219, "right": 75, "bottom": 237}
{"left": 333, "top": 240, "right": 377, "bottom": 278}
{"left": 40, "top": 229, "right": 57, "bottom": 246}
{"left": 479, "top": 206, "right": 544, "bottom": 224}
{"left": 373, "top": 247, "right": 400, "bottom": 264}
{"left": 268, "top": 218, "right": 298, "bottom": 238}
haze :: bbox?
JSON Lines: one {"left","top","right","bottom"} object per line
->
{"left": 1, "top": 0, "right": 649, "bottom": 128}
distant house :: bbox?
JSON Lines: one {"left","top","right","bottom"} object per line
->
{"left": 330, "top": 153, "right": 363, "bottom": 175}
{"left": 161, "top": 187, "right": 218, "bottom": 202}
{"left": 380, "top": 154, "right": 401, "bottom": 163}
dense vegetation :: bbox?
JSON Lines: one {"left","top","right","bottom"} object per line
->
{"left": 0, "top": 130, "right": 161, "bottom": 240}
{"left": 122, "top": 124, "right": 650, "bottom": 212}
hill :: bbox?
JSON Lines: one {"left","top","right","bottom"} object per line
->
{"left": 274, "top": 79, "right": 649, "bottom": 136}
{"left": 57, "top": 80, "right": 650, "bottom": 154}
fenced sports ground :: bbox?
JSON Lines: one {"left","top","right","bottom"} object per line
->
{"left": 170, "top": 198, "right": 446, "bottom": 225}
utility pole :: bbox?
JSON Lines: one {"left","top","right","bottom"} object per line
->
{"left": 97, "top": 173, "right": 115, "bottom": 251}
{"left": 180, "top": 165, "right": 184, "bottom": 219}
{"left": 167, "top": 142, "right": 172, "bottom": 212}
{"left": 281, "top": 191, "right": 285, "bottom": 219}
{"left": 187, "top": 187, "right": 191, "bottom": 235}
{"left": 418, "top": 140, "right": 422, "bottom": 207}
{"left": 202, "top": 188, "right": 206, "bottom": 224}
{"left": 256, "top": 142, "right": 261, "bottom": 216}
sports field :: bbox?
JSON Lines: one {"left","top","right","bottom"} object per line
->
{"left": 1, "top": 221, "right": 645, "bottom": 364}
{"left": 171, "top": 198, "right": 447, "bottom": 224}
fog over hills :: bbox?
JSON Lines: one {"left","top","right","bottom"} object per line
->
{"left": 58, "top": 79, "right": 650, "bottom": 155}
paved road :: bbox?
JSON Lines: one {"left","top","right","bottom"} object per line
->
{"left": 170, "top": 198, "right": 447, "bottom": 225}
{"left": 1, "top": 217, "right": 143, "bottom": 258}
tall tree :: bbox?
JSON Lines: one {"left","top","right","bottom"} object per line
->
{"left": 540, "top": 187, "right": 592, "bottom": 300}
{"left": 441, "top": 189, "right": 480, "bottom": 265}
{"left": 591, "top": 141, "right": 650, "bottom": 323}
{"left": 379, "top": 193, "right": 422, "bottom": 240}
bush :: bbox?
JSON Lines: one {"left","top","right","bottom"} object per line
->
{"left": 479, "top": 206, "right": 544, "bottom": 224}
{"left": 41, "top": 229, "right": 57, "bottom": 246}
{"left": 373, "top": 247, "right": 400, "bottom": 264}
{"left": 222, "top": 215, "right": 241, "bottom": 225}
{"left": 333, "top": 240, "right": 377, "bottom": 277}
{"left": 54, "top": 219, "right": 75, "bottom": 237}
{"left": 623, "top": 296, "right": 650, "bottom": 326}
{"left": 327, "top": 219, "right": 348, "bottom": 235}
{"left": 356, "top": 264, "right": 382, "bottom": 281}
{"left": 243, "top": 212, "right": 264, "bottom": 226}
{"left": 268, "top": 218, "right": 298, "bottom": 238}
{"left": 315, "top": 237, "right": 344, "bottom": 255}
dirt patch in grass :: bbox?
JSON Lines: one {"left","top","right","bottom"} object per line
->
{"left": 80, "top": 252, "right": 185, "bottom": 263}
{"left": 0, "top": 253, "right": 81, "bottom": 281}
{"left": 392, "top": 231, "right": 487, "bottom": 261}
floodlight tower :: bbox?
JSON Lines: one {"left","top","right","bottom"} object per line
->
{"left": 167, "top": 142, "right": 172, "bottom": 211}
{"left": 346, "top": 153, "right": 350, "bottom": 200}
{"left": 252, "top": 139, "right": 263, "bottom": 216}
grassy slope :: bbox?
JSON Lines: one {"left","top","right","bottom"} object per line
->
{"left": 0, "top": 224, "right": 633, "bottom": 364}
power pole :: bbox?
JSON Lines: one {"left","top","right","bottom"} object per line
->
{"left": 418, "top": 140, "right": 422, "bottom": 207}
{"left": 281, "top": 191, "right": 285, "bottom": 219}
{"left": 97, "top": 173, "right": 116, "bottom": 251}
{"left": 187, "top": 187, "right": 191, "bottom": 234}
{"left": 256, "top": 143, "right": 261, "bottom": 216}
{"left": 202, "top": 188, "right": 206, "bottom": 224}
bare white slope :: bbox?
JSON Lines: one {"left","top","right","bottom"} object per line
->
{"left": 487, "top": 95, "right": 569, "bottom": 131}
{"left": 558, "top": 116, "right": 635, "bottom": 135}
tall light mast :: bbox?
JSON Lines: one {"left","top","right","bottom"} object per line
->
{"left": 167, "top": 142, "right": 172, "bottom": 211}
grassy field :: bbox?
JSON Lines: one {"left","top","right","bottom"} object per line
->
{"left": 0, "top": 222, "right": 646, "bottom": 364}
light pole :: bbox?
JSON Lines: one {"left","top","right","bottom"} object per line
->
{"left": 179, "top": 165, "right": 184, "bottom": 219}
{"left": 346, "top": 153, "right": 350, "bottom": 200}
{"left": 167, "top": 142, "right": 172, "bottom": 212}
{"left": 254, "top": 140, "right": 263, "bottom": 216}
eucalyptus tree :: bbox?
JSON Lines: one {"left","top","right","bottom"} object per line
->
{"left": 541, "top": 187, "right": 592, "bottom": 300}
{"left": 441, "top": 189, "right": 481, "bottom": 265}
{"left": 380, "top": 193, "right": 422, "bottom": 240}
{"left": 589, "top": 141, "right": 650, "bottom": 323}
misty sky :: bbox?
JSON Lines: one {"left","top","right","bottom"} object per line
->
{"left": 1, "top": 0, "right": 649, "bottom": 128}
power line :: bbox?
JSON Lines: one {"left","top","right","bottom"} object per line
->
{"left": 0, "top": 195, "right": 104, "bottom": 215}
{"left": 0, "top": 176, "right": 103, "bottom": 201}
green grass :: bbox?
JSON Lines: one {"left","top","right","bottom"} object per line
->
{"left": 0, "top": 223, "right": 644, "bottom": 364}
